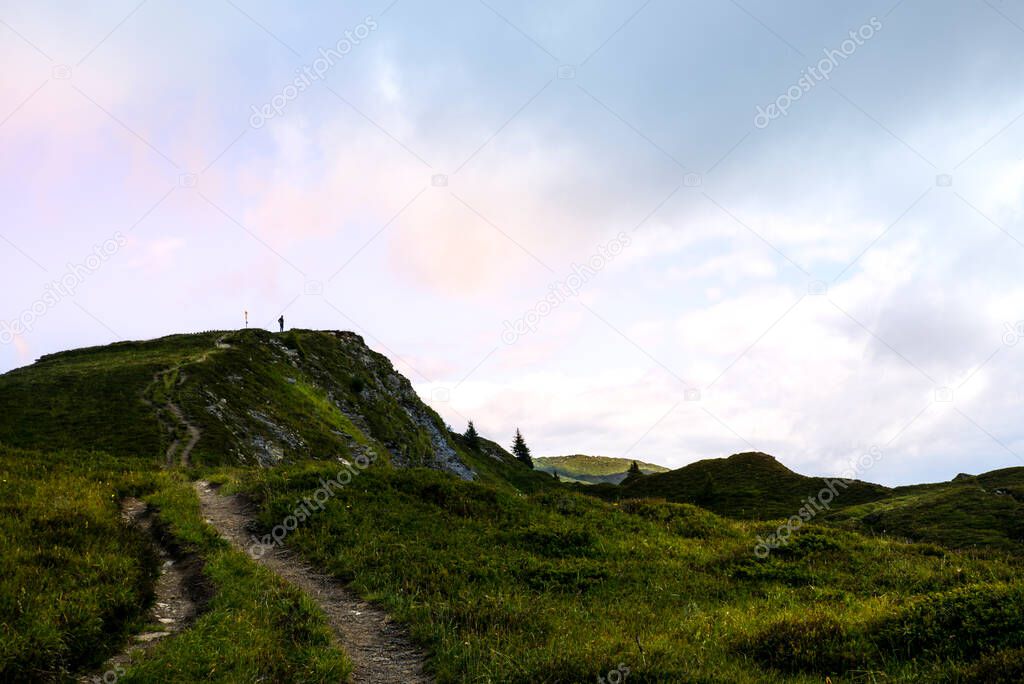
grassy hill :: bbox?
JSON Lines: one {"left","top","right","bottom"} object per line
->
{"left": 0, "top": 442, "right": 351, "bottom": 681}
{"left": 0, "top": 329, "right": 550, "bottom": 489}
{"left": 825, "top": 469, "right": 1024, "bottom": 553}
{"left": 0, "top": 329, "right": 548, "bottom": 681}
{"left": 4, "top": 331, "right": 1024, "bottom": 681}
{"left": 607, "top": 451, "right": 1024, "bottom": 554}
{"left": 534, "top": 455, "right": 669, "bottom": 484}
{"left": 615, "top": 451, "right": 892, "bottom": 519}
{"left": 229, "top": 461, "right": 1024, "bottom": 682}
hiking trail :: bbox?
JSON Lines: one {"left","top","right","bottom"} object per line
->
{"left": 80, "top": 498, "right": 202, "bottom": 682}
{"left": 194, "top": 480, "right": 430, "bottom": 684}
{"left": 144, "top": 334, "right": 231, "bottom": 467}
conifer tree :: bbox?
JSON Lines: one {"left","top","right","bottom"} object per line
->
{"left": 622, "top": 460, "right": 644, "bottom": 484}
{"left": 511, "top": 428, "right": 533, "bottom": 468}
{"left": 464, "top": 421, "right": 481, "bottom": 452}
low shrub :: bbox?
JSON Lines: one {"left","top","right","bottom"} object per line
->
{"left": 868, "top": 583, "right": 1024, "bottom": 661}
{"left": 736, "top": 612, "right": 864, "bottom": 675}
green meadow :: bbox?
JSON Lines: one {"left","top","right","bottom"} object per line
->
{"left": 2, "top": 330, "right": 1022, "bottom": 682}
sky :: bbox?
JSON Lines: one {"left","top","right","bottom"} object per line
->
{"left": 2, "top": 0, "right": 1024, "bottom": 485}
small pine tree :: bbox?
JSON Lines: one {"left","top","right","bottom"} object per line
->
{"left": 464, "top": 420, "right": 481, "bottom": 452}
{"left": 622, "top": 460, "right": 644, "bottom": 484}
{"left": 511, "top": 428, "right": 533, "bottom": 468}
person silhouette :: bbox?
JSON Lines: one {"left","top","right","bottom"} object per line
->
{"left": 278, "top": 315, "right": 284, "bottom": 333}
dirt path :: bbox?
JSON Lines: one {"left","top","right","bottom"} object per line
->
{"left": 81, "top": 499, "right": 202, "bottom": 682}
{"left": 146, "top": 334, "right": 232, "bottom": 468}
{"left": 165, "top": 401, "right": 201, "bottom": 468}
{"left": 194, "top": 481, "right": 430, "bottom": 684}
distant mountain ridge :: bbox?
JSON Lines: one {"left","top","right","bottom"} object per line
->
{"left": 534, "top": 455, "right": 670, "bottom": 484}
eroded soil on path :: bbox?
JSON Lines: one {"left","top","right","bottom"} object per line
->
{"left": 79, "top": 498, "right": 204, "bottom": 682}
{"left": 194, "top": 480, "right": 431, "bottom": 684}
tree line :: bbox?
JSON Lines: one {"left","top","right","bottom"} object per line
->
{"left": 463, "top": 421, "right": 533, "bottom": 468}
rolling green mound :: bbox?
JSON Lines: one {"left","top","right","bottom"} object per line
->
{"left": 605, "top": 452, "right": 1024, "bottom": 553}
{"left": 534, "top": 455, "right": 669, "bottom": 484}
{"left": 0, "top": 329, "right": 549, "bottom": 489}
{"left": 616, "top": 451, "right": 892, "bottom": 519}
{"left": 233, "top": 461, "right": 1024, "bottom": 682}
{"left": 825, "top": 468, "right": 1024, "bottom": 553}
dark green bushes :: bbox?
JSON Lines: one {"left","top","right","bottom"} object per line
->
{"left": 738, "top": 582, "right": 1024, "bottom": 677}
{"left": 737, "top": 612, "right": 863, "bottom": 675}
{"left": 870, "top": 583, "right": 1024, "bottom": 661}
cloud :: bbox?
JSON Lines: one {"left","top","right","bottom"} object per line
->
{"left": 12, "top": 335, "right": 32, "bottom": 365}
{"left": 126, "top": 237, "right": 185, "bottom": 272}
{"left": 7, "top": 0, "right": 1024, "bottom": 487}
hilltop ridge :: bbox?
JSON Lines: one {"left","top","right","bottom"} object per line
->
{"left": 0, "top": 329, "right": 546, "bottom": 487}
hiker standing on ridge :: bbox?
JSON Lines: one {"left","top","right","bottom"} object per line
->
{"left": 278, "top": 315, "right": 285, "bottom": 333}
{"left": 244, "top": 310, "right": 249, "bottom": 328}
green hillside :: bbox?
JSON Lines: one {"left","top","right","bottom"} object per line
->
{"left": 610, "top": 452, "right": 1024, "bottom": 554}
{"left": 0, "top": 442, "right": 351, "bottom": 681}
{"left": 228, "top": 462, "right": 1024, "bottom": 682}
{"left": 4, "top": 331, "right": 1024, "bottom": 681}
{"left": 534, "top": 454, "right": 669, "bottom": 484}
{"left": 0, "top": 329, "right": 549, "bottom": 489}
{"left": 616, "top": 451, "right": 892, "bottom": 519}
{"left": 825, "top": 469, "right": 1024, "bottom": 553}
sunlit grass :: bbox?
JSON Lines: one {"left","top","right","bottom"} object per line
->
{"left": 0, "top": 449, "right": 350, "bottom": 682}
{"left": 235, "top": 463, "right": 1024, "bottom": 683}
